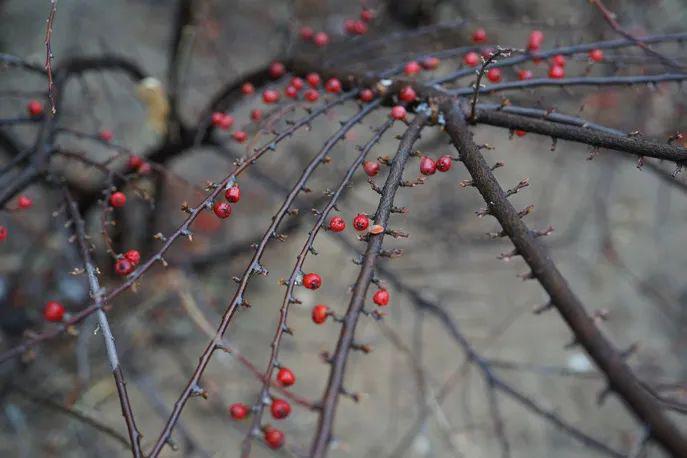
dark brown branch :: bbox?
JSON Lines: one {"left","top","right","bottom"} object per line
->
{"left": 442, "top": 100, "right": 687, "bottom": 457}
{"left": 309, "top": 113, "right": 428, "bottom": 458}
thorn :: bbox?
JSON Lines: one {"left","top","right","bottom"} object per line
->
{"left": 320, "top": 351, "right": 333, "bottom": 364}
{"left": 490, "top": 161, "right": 504, "bottom": 171}
{"left": 368, "top": 178, "right": 383, "bottom": 194}
{"left": 459, "top": 179, "right": 475, "bottom": 188}
{"left": 636, "top": 156, "right": 645, "bottom": 169}
{"left": 340, "top": 387, "right": 361, "bottom": 403}
{"left": 390, "top": 206, "right": 408, "bottom": 214}
{"left": 380, "top": 248, "right": 404, "bottom": 258}
{"left": 153, "top": 232, "right": 167, "bottom": 242}
{"left": 301, "top": 186, "right": 312, "bottom": 193}
{"left": 385, "top": 229, "right": 409, "bottom": 239}
{"left": 497, "top": 248, "right": 518, "bottom": 261}
{"left": 517, "top": 271, "right": 535, "bottom": 281}
{"left": 400, "top": 177, "right": 426, "bottom": 187}
{"left": 532, "top": 301, "right": 553, "bottom": 314}
{"left": 533, "top": 225, "right": 554, "bottom": 237}
{"left": 287, "top": 208, "right": 299, "bottom": 216}
{"left": 476, "top": 207, "right": 492, "bottom": 218}
{"left": 505, "top": 177, "right": 530, "bottom": 197}
{"left": 351, "top": 343, "right": 372, "bottom": 353}
{"left": 486, "top": 230, "right": 506, "bottom": 239}
{"left": 190, "top": 384, "right": 208, "bottom": 399}
{"left": 518, "top": 204, "right": 534, "bottom": 218}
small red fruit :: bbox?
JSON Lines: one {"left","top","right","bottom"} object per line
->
{"left": 548, "top": 65, "right": 565, "bottom": 79}
{"left": 404, "top": 61, "right": 421, "bottom": 76}
{"left": 353, "top": 213, "right": 369, "bottom": 231}
{"left": 290, "top": 77, "right": 304, "bottom": 90}
{"left": 213, "top": 201, "right": 232, "bottom": 219}
{"left": 229, "top": 403, "right": 250, "bottom": 420}
{"left": 27, "top": 100, "right": 44, "bottom": 116}
{"left": 262, "top": 89, "right": 280, "bottom": 104}
{"left": 486, "top": 68, "right": 502, "bottom": 83}
{"left": 109, "top": 192, "right": 126, "bottom": 208}
{"left": 360, "top": 9, "right": 375, "bottom": 22}
{"left": 0, "top": 226, "right": 7, "bottom": 241}
{"left": 589, "top": 48, "right": 604, "bottom": 62}
{"left": 436, "top": 155, "right": 452, "bottom": 172}
{"left": 115, "top": 257, "right": 133, "bottom": 276}
{"left": 306, "top": 73, "right": 321, "bottom": 87}
{"left": 251, "top": 108, "right": 262, "bottom": 122}
{"left": 528, "top": 30, "right": 544, "bottom": 51}
{"left": 518, "top": 69, "right": 533, "bottom": 80}
{"left": 313, "top": 31, "right": 329, "bottom": 47}
{"left": 304, "top": 89, "right": 320, "bottom": 102}
{"left": 303, "top": 273, "right": 322, "bottom": 290}
{"left": 515, "top": 129, "right": 527, "bottom": 137}
{"left": 269, "top": 61, "right": 286, "bottom": 79}
{"left": 276, "top": 367, "right": 296, "bottom": 386}
{"left": 17, "top": 195, "right": 32, "bottom": 209}
{"left": 137, "top": 162, "right": 152, "bottom": 175}
{"left": 128, "top": 155, "right": 144, "bottom": 170}
{"left": 225, "top": 185, "right": 241, "bottom": 203}
{"left": 241, "top": 82, "right": 255, "bottom": 95}
{"left": 390, "top": 105, "right": 406, "bottom": 120}
{"left": 551, "top": 54, "right": 566, "bottom": 67}
{"left": 285, "top": 85, "right": 298, "bottom": 98}
{"left": 363, "top": 160, "right": 380, "bottom": 177}
{"left": 43, "top": 301, "right": 65, "bottom": 322}
{"left": 299, "top": 26, "right": 314, "bottom": 41}
{"left": 359, "top": 88, "right": 374, "bottom": 102}
{"left": 421, "top": 56, "right": 440, "bottom": 70}
{"left": 463, "top": 51, "right": 480, "bottom": 67}
{"left": 419, "top": 156, "right": 436, "bottom": 175}
{"left": 328, "top": 216, "right": 345, "bottom": 232}
{"left": 124, "top": 249, "right": 141, "bottom": 266}
{"left": 312, "top": 304, "right": 329, "bottom": 324}
{"left": 211, "top": 112, "right": 225, "bottom": 127}
{"left": 373, "top": 289, "right": 390, "bottom": 306}
{"left": 232, "top": 130, "right": 248, "bottom": 143}
{"left": 351, "top": 20, "right": 368, "bottom": 35}
{"left": 325, "top": 78, "right": 342, "bottom": 94}
{"left": 399, "top": 85, "right": 416, "bottom": 102}
{"left": 472, "top": 27, "right": 487, "bottom": 43}
{"left": 344, "top": 19, "right": 357, "bottom": 35}
{"left": 99, "top": 130, "right": 113, "bottom": 142}
{"left": 264, "top": 427, "right": 285, "bottom": 449}
{"left": 270, "top": 399, "right": 291, "bottom": 419}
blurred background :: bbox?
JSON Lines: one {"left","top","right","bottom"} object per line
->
{"left": 1, "top": 0, "right": 686, "bottom": 457}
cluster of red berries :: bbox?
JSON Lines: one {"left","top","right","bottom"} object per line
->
{"left": 343, "top": 9, "right": 373, "bottom": 36}
{"left": 213, "top": 184, "right": 241, "bottom": 219}
{"left": 128, "top": 154, "right": 152, "bottom": 175}
{"left": 419, "top": 154, "right": 453, "bottom": 175}
{"left": 114, "top": 249, "right": 141, "bottom": 276}
{"left": 299, "top": 26, "right": 329, "bottom": 47}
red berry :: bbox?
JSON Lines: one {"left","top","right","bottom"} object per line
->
{"left": 232, "top": 131, "right": 247, "bottom": 143}
{"left": 324, "top": 78, "right": 342, "bottom": 94}
{"left": 419, "top": 156, "right": 436, "bottom": 175}
{"left": 353, "top": 213, "right": 369, "bottom": 231}
{"left": 290, "top": 77, "right": 304, "bottom": 90}
{"left": 43, "top": 301, "right": 65, "bottom": 322}
{"left": 399, "top": 85, "right": 416, "bottom": 102}
{"left": 251, "top": 108, "right": 262, "bottom": 122}
{"left": 363, "top": 160, "right": 380, "bottom": 177}
{"left": 589, "top": 48, "right": 604, "bottom": 62}
{"left": 328, "top": 216, "right": 346, "bottom": 232}
{"left": 528, "top": 30, "right": 544, "bottom": 51}
{"left": 472, "top": 27, "right": 487, "bottom": 43}
{"left": 373, "top": 289, "right": 389, "bottom": 306}
{"left": 276, "top": 367, "right": 296, "bottom": 386}
{"left": 262, "top": 89, "right": 280, "bottom": 104}
{"left": 211, "top": 112, "right": 225, "bottom": 127}
{"left": 27, "top": 100, "right": 43, "bottom": 117}
{"left": 421, "top": 56, "right": 440, "bottom": 70}
{"left": 390, "top": 105, "right": 406, "bottom": 120}
{"left": 241, "top": 82, "right": 255, "bottom": 95}
{"left": 264, "top": 427, "right": 285, "bottom": 449}
{"left": 303, "top": 273, "right": 322, "bottom": 290}
{"left": 0, "top": 226, "right": 7, "bottom": 242}
{"left": 229, "top": 403, "right": 250, "bottom": 420}
{"left": 270, "top": 399, "right": 291, "bottom": 419}
{"left": 312, "top": 304, "right": 330, "bottom": 324}
{"left": 137, "top": 162, "right": 152, "bottom": 175}
{"left": 99, "top": 129, "right": 113, "bottom": 142}
{"left": 436, "top": 155, "right": 452, "bottom": 172}
{"left": 548, "top": 65, "right": 565, "bottom": 79}
{"left": 225, "top": 185, "right": 240, "bottom": 203}
{"left": 128, "top": 155, "right": 144, "bottom": 170}
{"left": 218, "top": 114, "right": 234, "bottom": 130}
{"left": 299, "top": 26, "right": 314, "bottom": 41}
{"left": 352, "top": 20, "right": 368, "bottom": 35}
{"left": 464, "top": 51, "right": 480, "bottom": 67}
{"left": 344, "top": 19, "right": 356, "bottom": 35}
{"left": 359, "top": 88, "right": 374, "bottom": 102}
{"left": 514, "top": 129, "right": 527, "bottom": 137}
{"left": 115, "top": 257, "right": 133, "bottom": 276}
{"left": 109, "top": 192, "right": 126, "bottom": 208}
{"left": 124, "top": 249, "right": 141, "bottom": 266}
{"left": 551, "top": 54, "right": 566, "bottom": 67}
{"left": 404, "top": 61, "right": 421, "bottom": 76}
{"left": 313, "top": 31, "right": 329, "bottom": 47}
{"left": 304, "top": 89, "right": 320, "bottom": 102}
{"left": 518, "top": 69, "right": 533, "bottom": 80}
{"left": 360, "top": 9, "right": 375, "bottom": 22}
{"left": 17, "top": 195, "right": 32, "bottom": 209}
{"left": 213, "top": 201, "right": 232, "bottom": 219}
{"left": 486, "top": 68, "right": 502, "bottom": 83}
{"left": 268, "top": 61, "right": 286, "bottom": 79}
{"left": 285, "top": 85, "right": 298, "bottom": 99}
{"left": 306, "top": 73, "right": 321, "bottom": 87}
